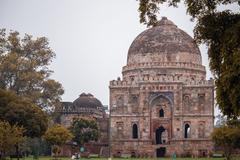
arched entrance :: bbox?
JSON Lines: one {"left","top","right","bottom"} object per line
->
{"left": 155, "top": 126, "right": 165, "bottom": 144}
{"left": 156, "top": 147, "right": 166, "bottom": 157}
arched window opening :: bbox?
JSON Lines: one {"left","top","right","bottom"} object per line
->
{"left": 132, "top": 124, "right": 138, "bottom": 139}
{"left": 116, "top": 96, "right": 124, "bottom": 107}
{"left": 159, "top": 109, "right": 164, "bottom": 117}
{"left": 198, "top": 123, "right": 205, "bottom": 138}
{"left": 183, "top": 95, "right": 190, "bottom": 111}
{"left": 184, "top": 124, "right": 190, "bottom": 138}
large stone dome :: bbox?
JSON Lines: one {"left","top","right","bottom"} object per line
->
{"left": 127, "top": 17, "right": 202, "bottom": 65}
{"left": 59, "top": 93, "right": 105, "bottom": 120}
{"left": 73, "top": 93, "right": 103, "bottom": 109}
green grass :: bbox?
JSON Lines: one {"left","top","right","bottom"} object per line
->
{"left": 127, "top": 158, "right": 238, "bottom": 160}
{"left": 5, "top": 157, "right": 229, "bottom": 160}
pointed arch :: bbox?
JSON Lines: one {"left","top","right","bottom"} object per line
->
{"left": 149, "top": 93, "right": 174, "bottom": 106}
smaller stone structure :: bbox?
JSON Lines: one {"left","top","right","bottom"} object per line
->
{"left": 56, "top": 93, "right": 109, "bottom": 157}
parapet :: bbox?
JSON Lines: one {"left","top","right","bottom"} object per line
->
{"left": 109, "top": 77, "right": 214, "bottom": 88}
{"left": 122, "top": 62, "right": 205, "bottom": 73}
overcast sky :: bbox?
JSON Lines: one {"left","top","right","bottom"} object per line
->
{"left": 0, "top": 0, "right": 222, "bottom": 107}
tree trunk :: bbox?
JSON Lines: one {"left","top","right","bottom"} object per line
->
{"left": 225, "top": 147, "right": 232, "bottom": 160}
{"left": 15, "top": 144, "right": 19, "bottom": 160}
{"left": 0, "top": 150, "right": 3, "bottom": 160}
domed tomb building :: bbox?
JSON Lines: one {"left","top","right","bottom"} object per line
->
{"left": 109, "top": 17, "right": 214, "bottom": 157}
{"left": 59, "top": 93, "right": 106, "bottom": 126}
{"left": 57, "top": 93, "right": 109, "bottom": 156}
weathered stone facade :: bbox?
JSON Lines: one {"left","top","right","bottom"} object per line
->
{"left": 109, "top": 17, "right": 214, "bottom": 158}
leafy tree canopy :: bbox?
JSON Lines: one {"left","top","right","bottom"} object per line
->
{"left": 70, "top": 118, "right": 99, "bottom": 146}
{"left": 0, "top": 29, "right": 64, "bottom": 110}
{"left": 137, "top": 0, "right": 239, "bottom": 27}
{"left": 44, "top": 124, "right": 73, "bottom": 159}
{"left": 137, "top": 0, "right": 240, "bottom": 118}
{"left": 44, "top": 124, "right": 73, "bottom": 146}
{"left": 21, "top": 137, "right": 51, "bottom": 158}
{"left": 0, "top": 89, "right": 48, "bottom": 137}
{"left": 212, "top": 125, "right": 240, "bottom": 160}
{"left": 0, "top": 121, "right": 25, "bottom": 159}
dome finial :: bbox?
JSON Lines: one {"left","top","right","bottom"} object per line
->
{"left": 162, "top": 16, "right": 167, "bottom": 20}
{"left": 79, "top": 92, "right": 87, "bottom": 97}
{"left": 156, "top": 17, "right": 177, "bottom": 27}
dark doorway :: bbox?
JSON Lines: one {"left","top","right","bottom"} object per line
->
{"left": 199, "top": 150, "right": 207, "bottom": 157}
{"left": 156, "top": 147, "right": 166, "bottom": 157}
{"left": 155, "top": 126, "right": 165, "bottom": 144}
{"left": 131, "top": 152, "right": 136, "bottom": 158}
{"left": 132, "top": 124, "right": 138, "bottom": 139}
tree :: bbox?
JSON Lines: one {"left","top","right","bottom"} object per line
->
{"left": 70, "top": 118, "right": 99, "bottom": 148}
{"left": 0, "top": 121, "right": 25, "bottom": 160}
{"left": 0, "top": 89, "right": 48, "bottom": 138}
{"left": 137, "top": 0, "right": 239, "bottom": 27}
{"left": 195, "top": 11, "right": 240, "bottom": 119}
{"left": 0, "top": 29, "right": 64, "bottom": 110}
{"left": 212, "top": 125, "right": 240, "bottom": 160}
{"left": 137, "top": 0, "right": 240, "bottom": 118}
{"left": 21, "top": 137, "right": 51, "bottom": 159}
{"left": 44, "top": 125, "right": 73, "bottom": 159}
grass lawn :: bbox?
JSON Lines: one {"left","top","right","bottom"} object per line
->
{"left": 6, "top": 157, "right": 229, "bottom": 160}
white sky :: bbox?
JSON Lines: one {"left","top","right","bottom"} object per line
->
{"left": 0, "top": 0, "right": 230, "bottom": 112}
